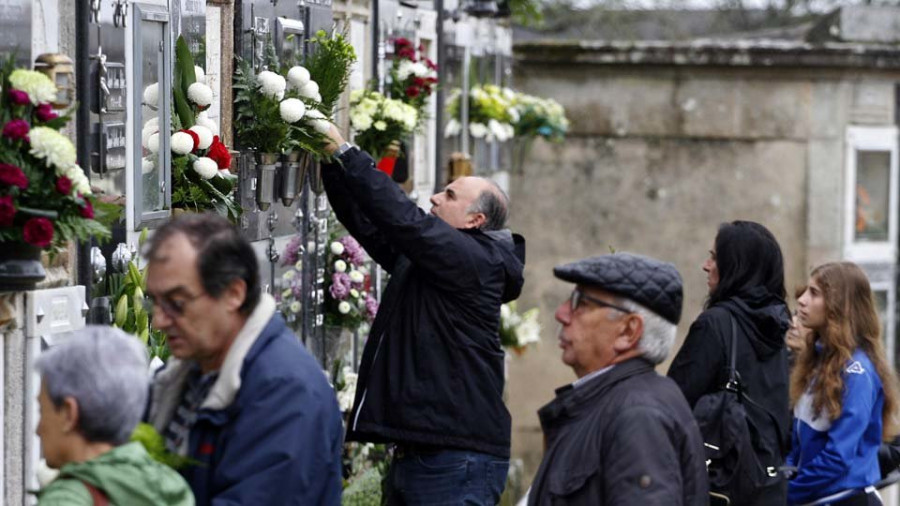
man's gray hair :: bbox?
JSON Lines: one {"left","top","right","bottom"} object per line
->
{"left": 35, "top": 326, "right": 149, "bottom": 445}
{"left": 467, "top": 178, "right": 509, "bottom": 231}
{"left": 608, "top": 297, "right": 677, "bottom": 365}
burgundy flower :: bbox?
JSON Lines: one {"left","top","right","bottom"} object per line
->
{"left": 0, "top": 163, "right": 28, "bottom": 189}
{"left": 23, "top": 217, "right": 53, "bottom": 248}
{"left": 425, "top": 58, "right": 438, "bottom": 71}
{"left": 0, "top": 195, "right": 15, "bottom": 226}
{"left": 8, "top": 89, "right": 29, "bottom": 106}
{"left": 207, "top": 136, "right": 232, "bottom": 170}
{"left": 80, "top": 198, "right": 94, "bottom": 219}
{"left": 413, "top": 77, "right": 427, "bottom": 87}
{"left": 405, "top": 86, "right": 421, "bottom": 98}
{"left": 55, "top": 176, "right": 72, "bottom": 195}
{"left": 2, "top": 119, "right": 29, "bottom": 141}
{"left": 393, "top": 37, "right": 412, "bottom": 49}
{"left": 397, "top": 47, "right": 416, "bottom": 61}
{"left": 35, "top": 103, "right": 58, "bottom": 122}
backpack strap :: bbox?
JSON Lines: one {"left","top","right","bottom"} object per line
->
{"left": 81, "top": 481, "right": 110, "bottom": 506}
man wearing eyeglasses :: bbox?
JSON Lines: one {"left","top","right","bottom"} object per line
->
{"left": 142, "top": 213, "right": 343, "bottom": 506}
{"left": 528, "top": 253, "right": 708, "bottom": 506}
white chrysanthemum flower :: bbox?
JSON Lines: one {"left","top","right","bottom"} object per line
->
{"left": 338, "top": 301, "right": 352, "bottom": 314}
{"left": 142, "top": 82, "right": 159, "bottom": 107}
{"left": 374, "top": 120, "right": 387, "bottom": 131}
{"left": 143, "top": 116, "right": 159, "bottom": 131}
{"left": 196, "top": 111, "right": 220, "bottom": 136}
{"left": 287, "top": 66, "right": 311, "bottom": 89}
{"left": 187, "top": 82, "right": 214, "bottom": 107}
{"left": 444, "top": 118, "right": 461, "bottom": 138}
{"left": 189, "top": 125, "right": 214, "bottom": 150}
{"left": 193, "top": 66, "right": 206, "bottom": 84}
{"left": 349, "top": 111, "right": 372, "bottom": 132}
{"left": 141, "top": 125, "right": 158, "bottom": 148}
{"left": 28, "top": 127, "right": 76, "bottom": 170}
{"left": 349, "top": 270, "right": 364, "bottom": 284}
{"left": 171, "top": 131, "right": 195, "bottom": 155}
{"left": 65, "top": 165, "right": 91, "bottom": 195}
{"left": 141, "top": 157, "right": 155, "bottom": 175}
{"left": 489, "top": 119, "right": 509, "bottom": 142}
{"left": 306, "top": 109, "right": 331, "bottom": 133}
{"left": 192, "top": 157, "right": 218, "bottom": 180}
{"left": 283, "top": 270, "right": 296, "bottom": 280}
{"left": 330, "top": 241, "right": 345, "bottom": 255}
{"left": 350, "top": 289, "right": 360, "bottom": 299}
{"left": 257, "top": 71, "right": 286, "bottom": 99}
{"left": 146, "top": 132, "right": 160, "bottom": 154}
{"left": 469, "top": 123, "right": 488, "bottom": 138}
{"left": 312, "top": 92, "right": 322, "bottom": 104}
{"left": 279, "top": 98, "right": 306, "bottom": 123}
{"left": 9, "top": 70, "right": 57, "bottom": 105}
{"left": 350, "top": 89, "right": 366, "bottom": 103}
{"left": 289, "top": 301, "right": 301, "bottom": 313}
{"left": 282, "top": 288, "right": 292, "bottom": 299}
{"left": 298, "top": 80, "right": 320, "bottom": 100}
{"left": 334, "top": 260, "right": 347, "bottom": 273}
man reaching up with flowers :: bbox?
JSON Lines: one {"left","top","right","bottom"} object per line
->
{"left": 322, "top": 125, "right": 526, "bottom": 505}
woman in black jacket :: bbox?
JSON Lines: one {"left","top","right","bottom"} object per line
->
{"left": 668, "top": 220, "right": 792, "bottom": 505}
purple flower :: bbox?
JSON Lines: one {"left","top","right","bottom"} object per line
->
{"left": 339, "top": 235, "right": 367, "bottom": 265}
{"left": 8, "top": 89, "right": 29, "bottom": 106}
{"left": 2, "top": 119, "right": 29, "bottom": 141}
{"left": 365, "top": 294, "right": 379, "bottom": 321}
{"left": 329, "top": 272, "right": 351, "bottom": 300}
{"left": 281, "top": 235, "right": 302, "bottom": 266}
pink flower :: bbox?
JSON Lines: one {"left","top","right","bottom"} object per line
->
{"left": 329, "top": 272, "right": 351, "bottom": 300}
{"left": 23, "top": 217, "right": 53, "bottom": 248}
{"left": 2, "top": 119, "right": 29, "bottom": 141}
{"left": 365, "top": 294, "right": 379, "bottom": 321}
{"left": 339, "top": 236, "right": 367, "bottom": 265}
{"left": 8, "top": 89, "right": 29, "bottom": 106}
{"left": 0, "top": 195, "right": 15, "bottom": 226}
{"left": 35, "top": 103, "right": 58, "bottom": 122}
{"left": 0, "top": 163, "right": 28, "bottom": 189}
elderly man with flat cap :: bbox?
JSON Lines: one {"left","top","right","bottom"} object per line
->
{"left": 528, "top": 253, "right": 708, "bottom": 506}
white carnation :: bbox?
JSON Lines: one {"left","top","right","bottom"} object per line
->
{"left": 349, "top": 270, "right": 364, "bottom": 284}
{"left": 334, "top": 260, "right": 347, "bottom": 273}
{"left": 187, "top": 82, "right": 214, "bottom": 107}
{"left": 469, "top": 122, "right": 488, "bottom": 139}
{"left": 189, "top": 125, "right": 214, "bottom": 150}
{"left": 9, "top": 70, "right": 57, "bottom": 105}
{"left": 257, "top": 71, "right": 286, "bottom": 99}
{"left": 287, "top": 66, "right": 311, "bottom": 89}
{"left": 146, "top": 133, "right": 160, "bottom": 154}
{"left": 196, "top": 111, "right": 220, "bottom": 136}
{"left": 298, "top": 80, "right": 320, "bottom": 100}
{"left": 171, "top": 131, "right": 195, "bottom": 155}
{"left": 142, "top": 82, "right": 159, "bottom": 107}
{"left": 193, "top": 65, "right": 206, "bottom": 84}
{"left": 28, "top": 127, "right": 76, "bottom": 170}
{"left": 338, "top": 301, "right": 352, "bottom": 314}
{"left": 279, "top": 98, "right": 306, "bottom": 123}
{"left": 330, "top": 241, "right": 345, "bottom": 255}
{"left": 192, "top": 157, "right": 218, "bottom": 179}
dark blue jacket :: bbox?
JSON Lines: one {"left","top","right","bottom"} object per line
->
{"left": 148, "top": 300, "right": 344, "bottom": 506}
{"left": 323, "top": 148, "right": 525, "bottom": 458}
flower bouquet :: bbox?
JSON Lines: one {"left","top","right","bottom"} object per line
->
{"left": 325, "top": 234, "right": 378, "bottom": 331}
{"left": 499, "top": 301, "right": 541, "bottom": 355}
{"left": 277, "top": 234, "right": 306, "bottom": 328}
{"left": 513, "top": 94, "right": 569, "bottom": 142}
{"left": 444, "top": 84, "right": 517, "bottom": 143}
{"left": 388, "top": 37, "right": 438, "bottom": 129}
{"left": 141, "top": 36, "right": 239, "bottom": 221}
{"left": 0, "top": 56, "right": 112, "bottom": 256}
{"left": 349, "top": 89, "right": 417, "bottom": 160}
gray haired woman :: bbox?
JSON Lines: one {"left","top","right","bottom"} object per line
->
{"left": 35, "top": 326, "right": 193, "bottom": 506}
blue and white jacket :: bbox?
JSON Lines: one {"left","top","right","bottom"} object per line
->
{"left": 787, "top": 348, "right": 884, "bottom": 505}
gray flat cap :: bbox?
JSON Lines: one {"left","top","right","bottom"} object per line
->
{"left": 554, "top": 253, "right": 683, "bottom": 324}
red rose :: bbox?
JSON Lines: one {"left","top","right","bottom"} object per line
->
{"left": 2, "top": 119, "right": 29, "bottom": 141}
{"left": 207, "top": 136, "right": 232, "bottom": 170}
{"left": 55, "top": 176, "right": 72, "bottom": 195}
{"left": 80, "top": 198, "right": 94, "bottom": 219}
{"left": 0, "top": 195, "right": 15, "bottom": 226}
{"left": 23, "top": 217, "right": 53, "bottom": 248}
{"left": 180, "top": 129, "right": 200, "bottom": 151}
{"left": 8, "top": 89, "right": 29, "bottom": 106}
{"left": 35, "top": 103, "right": 58, "bottom": 122}
{"left": 405, "top": 86, "right": 421, "bottom": 98}
{"left": 0, "top": 163, "right": 28, "bottom": 189}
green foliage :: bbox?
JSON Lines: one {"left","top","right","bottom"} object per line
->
{"left": 111, "top": 231, "right": 168, "bottom": 361}
{"left": 131, "top": 423, "right": 198, "bottom": 470}
{"left": 304, "top": 29, "right": 356, "bottom": 113}
{"left": 174, "top": 36, "right": 197, "bottom": 129}
{"left": 233, "top": 57, "right": 290, "bottom": 154}
{"left": 341, "top": 467, "right": 384, "bottom": 506}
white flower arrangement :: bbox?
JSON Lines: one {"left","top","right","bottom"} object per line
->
{"left": 257, "top": 71, "right": 286, "bottom": 100}
{"left": 500, "top": 301, "right": 541, "bottom": 354}
{"left": 191, "top": 157, "right": 218, "bottom": 180}
{"left": 142, "top": 82, "right": 159, "bottom": 108}
{"left": 396, "top": 60, "right": 435, "bottom": 82}
{"left": 349, "top": 89, "right": 418, "bottom": 157}
{"left": 189, "top": 125, "right": 214, "bottom": 150}
{"left": 196, "top": 111, "right": 220, "bottom": 136}
{"left": 187, "top": 82, "right": 214, "bottom": 107}
{"left": 9, "top": 69, "right": 57, "bottom": 105}
{"left": 287, "top": 66, "right": 311, "bottom": 90}
{"left": 304, "top": 109, "right": 331, "bottom": 134}
{"left": 170, "top": 131, "right": 195, "bottom": 155}
{"left": 297, "top": 80, "right": 320, "bottom": 101}
{"left": 279, "top": 98, "right": 307, "bottom": 123}
{"left": 28, "top": 127, "right": 76, "bottom": 170}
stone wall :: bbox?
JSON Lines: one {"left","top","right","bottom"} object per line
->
{"left": 506, "top": 56, "right": 900, "bottom": 487}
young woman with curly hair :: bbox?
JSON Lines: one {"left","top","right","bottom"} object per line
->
{"left": 788, "top": 262, "right": 900, "bottom": 505}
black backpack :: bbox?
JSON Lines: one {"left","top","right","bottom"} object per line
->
{"left": 693, "top": 316, "right": 785, "bottom": 505}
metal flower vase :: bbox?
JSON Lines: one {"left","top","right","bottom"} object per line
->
{"left": 255, "top": 152, "right": 280, "bottom": 211}
{"left": 308, "top": 159, "right": 325, "bottom": 195}
{"left": 278, "top": 151, "right": 310, "bottom": 206}
{"left": 0, "top": 243, "right": 46, "bottom": 291}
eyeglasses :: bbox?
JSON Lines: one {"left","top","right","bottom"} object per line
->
{"left": 569, "top": 288, "right": 633, "bottom": 315}
{"left": 143, "top": 289, "right": 206, "bottom": 319}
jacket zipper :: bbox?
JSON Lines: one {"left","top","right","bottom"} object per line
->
{"left": 352, "top": 330, "right": 386, "bottom": 431}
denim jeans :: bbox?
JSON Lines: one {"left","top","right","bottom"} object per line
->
{"left": 384, "top": 449, "right": 509, "bottom": 505}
